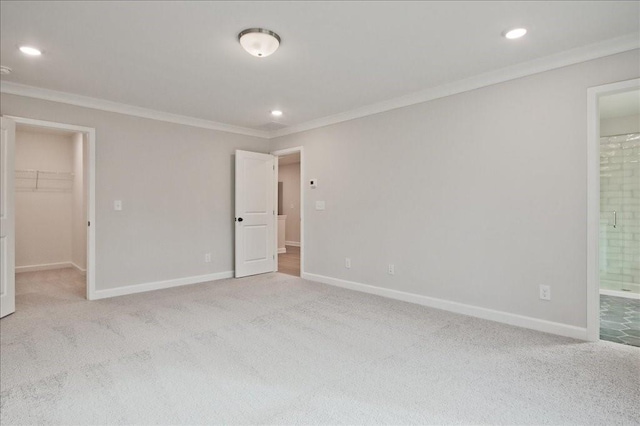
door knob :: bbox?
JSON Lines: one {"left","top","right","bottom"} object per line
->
{"left": 237, "top": 217, "right": 243, "bottom": 222}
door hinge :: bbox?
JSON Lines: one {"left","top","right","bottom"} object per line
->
{"left": 88, "top": 221, "right": 90, "bottom": 227}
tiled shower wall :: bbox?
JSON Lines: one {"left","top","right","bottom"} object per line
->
{"left": 600, "top": 133, "right": 640, "bottom": 293}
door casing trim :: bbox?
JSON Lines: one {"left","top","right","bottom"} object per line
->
{"left": 6, "top": 116, "right": 97, "bottom": 300}
{"left": 585, "top": 78, "right": 640, "bottom": 341}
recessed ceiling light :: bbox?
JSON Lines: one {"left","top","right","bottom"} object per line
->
{"left": 503, "top": 28, "right": 527, "bottom": 40}
{"left": 238, "top": 28, "right": 281, "bottom": 58}
{"left": 271, "top": 110, "right": 283, "bottom": 117}
{"left": 19, "top": 46, "right": 42, "bottom": 56}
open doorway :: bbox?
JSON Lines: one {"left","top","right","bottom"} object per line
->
{"left": 597, "top": 89, "right": 640, "bottom": 346}
{"left": 587, "top": 79, "right": 640, "bottom": 347}
{"left": 9, "top": 117, "right": 96, "bottom": 303}
{"left": 273, "top": 147, "right": 303, "bottom": 277}
{"left": 14, "top": 124, "right": 87, "bottom": 301}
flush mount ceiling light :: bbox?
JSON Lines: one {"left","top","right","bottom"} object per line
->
{"left": 271, "top": 110, "right": 283, "bottom": 117}
{"left": 19, "top": 46, "right": 42, "bottom": 56}
{"left": 503, "top": 28, "right": 527, "bottom": 39}
{"left": 238, "top": 28, "right": 281, "bottom": 58}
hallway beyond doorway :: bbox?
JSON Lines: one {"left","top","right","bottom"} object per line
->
{"left": 278, "top": 245, "right": 300, "bottom": 276}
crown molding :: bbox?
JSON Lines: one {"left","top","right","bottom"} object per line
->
{"left": 271, "top": 34, "right": 640, "bottom": 138}
{"left": 2, "top": 34, "right": 638, "bottom": 141}
{"left": 0, "top": 81, "right": 270, "bottom": 139}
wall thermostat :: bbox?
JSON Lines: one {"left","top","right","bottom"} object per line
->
{"left": 310, "top": 179, "right": 318, "bottom": 189}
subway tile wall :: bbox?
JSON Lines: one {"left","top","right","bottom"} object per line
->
{"left": 600, "top": 133, "right": 640, "bottom": 294}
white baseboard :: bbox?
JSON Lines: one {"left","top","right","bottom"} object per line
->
{"left": 16, "top": 261, "right": 75, "bottom": 273}
{"left": 285, "top": 241, "right": 301, "bottom": 247}
{"left": 302, "top": 272, "right": 588, "bottom": 341}
{"left": 91, "top": 270, "right": 234, "bottom": 300}
{"left": 278, "top": 248, "right": 287, "bottom": 254}
{"left": 70, "top": 262, "right": 87, "bottom": 273}
{"left": 600, "top": 289, "right": 640, "bottom": 300}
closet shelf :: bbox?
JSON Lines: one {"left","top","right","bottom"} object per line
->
{"left": 15, "top": 169, "right": 74, "bottom": 192}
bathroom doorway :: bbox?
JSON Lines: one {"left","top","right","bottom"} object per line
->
{"left": 273, "top": 147, "right": 304, "bottom": 277}
{"left": 597, "top": 89, "right": 640, "bottom": 346}
{"left": 587, "top": 79, "right": 640, "bottom": 346}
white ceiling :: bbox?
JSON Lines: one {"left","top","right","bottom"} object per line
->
{"left": 1, "top": 1, "right": 639, "bottom": 135}
{"left": 600, "top": 90, "right": 640, "bottom": 119}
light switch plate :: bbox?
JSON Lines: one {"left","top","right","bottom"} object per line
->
{"left": 114, "top": 200, "right": 122, "bottom": 211}
{"left": 315, "top": 201, "right": 325, "bottom": 210}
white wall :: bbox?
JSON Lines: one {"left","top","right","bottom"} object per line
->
{"left": 279, "top": 162, "right": 301, "bottom": 244}
{"left": 2, "top": 95, "right": 268, "bottom": 292}
{"left": 71, "top": 132, "right": 87, "bottom": 270}
{"left": 15, "top": 129, "right": 74, "bottom": 268}
{"left": 271, "top": 49, "right": 640, "bottom": 330}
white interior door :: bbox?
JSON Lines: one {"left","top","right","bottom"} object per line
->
{"left": 235, "top": 150, "right": 275, "bottom": 277}
{"left": 0, "top": 117, "right": 16, "bottom": 318}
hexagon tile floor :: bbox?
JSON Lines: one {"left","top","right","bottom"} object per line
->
{"left": 600, "top": 295, "right": 640, "bottom": 347}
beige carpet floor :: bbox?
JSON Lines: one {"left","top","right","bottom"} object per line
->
{"left": 1, "top": 268, "right": 639, "bottom": 425}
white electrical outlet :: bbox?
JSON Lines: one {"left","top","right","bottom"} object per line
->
{"left": 539, "top": 285, "right": 551, "bottom": 301}
{"left": 205, "top": 253, "right": 212, "bottom": 263}
{"left": 388, "top": 264, "right": 395, "bottom": 275}
{"left": 345, "top": 258, "right": 351, "bottom": 269}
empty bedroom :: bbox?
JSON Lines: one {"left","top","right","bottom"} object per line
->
{"left": 0, "top": 1, "right": 639, "bottom": 425}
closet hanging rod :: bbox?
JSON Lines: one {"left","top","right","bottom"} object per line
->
{"left": 15, "top": 169, "right": 74, "bottom": 176}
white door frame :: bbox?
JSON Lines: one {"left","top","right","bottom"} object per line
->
{"left": 1, "top": 117, "right": 16, "bottom": 318}
{"left": 586, "top": 78, "right": 640, "bottom": 341}
{"left": 271, "top": 146, "right": 304, "bottom": 276}
{"left": 6, "top": 116, "right": 97, "bottom": 300}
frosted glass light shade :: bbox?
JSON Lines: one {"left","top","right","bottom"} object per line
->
{"left": 19, "top": 46, "right": 42, "bottom": 56}
{"left": 504, "top": 28, "right": 527, "bottom": 39}
{"left": 239, "top": 28, "right": 281, "bottom": 58}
